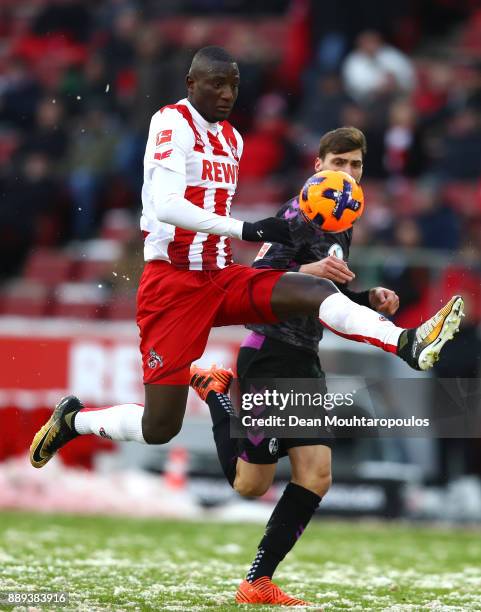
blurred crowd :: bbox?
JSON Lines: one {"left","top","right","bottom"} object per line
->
{"left": 0, "top": 0, "right": 480, "bottom": 328}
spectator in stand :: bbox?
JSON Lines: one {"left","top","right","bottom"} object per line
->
{"left": 21, "top": 98, "right": 68, "bottom": 165}
{"left": 465, "top": 64, "right": 481, "bottom": 112}
{"left": 0, "top": 58, "right": 41, "bottom": 130}
{"left": 297, "top": 72, "right": 351, "bottom": 151}
{"left": 434, "top": 108, "right": 481, "bottom": 180}
{"left": 32, "top": 0, "right": 93, "bottom": 43}
{"left": 342, "top": 30, "right": 416, "bottom": 104}
{"left": 119, "top": 28, "right": 193, "bottom": 195}
{"left": 431, "top": 215, "right": 481, "bottom": 481}
{"left": 238, "top": 93, "right": 298, "bottom": 182}
{"left": 340, "top": 103, "right": 386, "bottom": 178}
{"left": 0, "top": 153, "right": 66, "bottom": 277}
{"left": 132, "top": 26, "right": 191, "bottom": 131}
{"left": 66, "top": 105, "right": 120, "bottom": 239}
{"left": 414, "top": 184, "right": 461, "bottom": 251}
{"left": 380, "top": 218, "right": 429, "bottom": 325}
{"left": 227, "top": 27, "right": 272, "bottom": 129}
{"left": 383, "top": 99, "right": 426, "bottom": 178}
{"left": 65, "top": 54, "right": 116, "bottom": 116}
{"left": 101, "top": 7, "right": 139, "bottom": 93}
{"left": 413, "top": 60, "right": 453, "bottom": 124}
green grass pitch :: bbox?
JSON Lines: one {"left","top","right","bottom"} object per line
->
{"left": 1, "top": 511, "right": 481, "bottom": 611}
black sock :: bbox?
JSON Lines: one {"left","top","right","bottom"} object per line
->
{"left": 396, "top": 328, "right": 420, "bottom": 370}
{"left": 206, "top": 391, "right": 237, "bottom": 487}
{"left": 246, "top": 482, "right": 321, "bottom": 582}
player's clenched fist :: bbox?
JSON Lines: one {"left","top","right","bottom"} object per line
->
{"left": 299, "top": 256, "right": 355, "bottom": 284}
{"left": 369, "top": 287, "right": 399, "bottom": 315}
{"left": 242, "top": 217, "right": 293, "bottom": 246}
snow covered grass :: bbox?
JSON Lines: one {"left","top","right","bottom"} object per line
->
{"left": 1, "top": 512, "right": 481, "bottom": 611}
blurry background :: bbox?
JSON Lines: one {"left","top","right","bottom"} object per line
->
{"left": 0, "top": 0, "right": 480, "bottom": 521}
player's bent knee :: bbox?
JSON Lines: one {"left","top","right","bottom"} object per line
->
{"left": 271, "top": 273, "right": 339, "bottom": 318}
{"left": 296, "top": 471, "right": 332, "bottom": 498}
{"left": 233, "top": 475, "right": 271, "bottom": 498}
{"left": 317, "top": 472, "right": 332, "bottom": 497}
{"left": 309, "top": 277, "right": 339, "bottom": 301}
{"left": 141, "top": 419, "right": 182, "bottom": 445}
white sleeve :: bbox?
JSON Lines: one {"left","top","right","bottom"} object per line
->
{"left": 145, "top": 109, "right": 192, "bottom": 175}
{"left": 152, "top": 166, "right": 244, "bottom": 239}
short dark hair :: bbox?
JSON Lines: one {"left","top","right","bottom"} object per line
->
{"left": 191, "top": 46, "right": 236, "bottom": 68}
{"left": 318, "top": 127, "right": 367, "bottom": 159}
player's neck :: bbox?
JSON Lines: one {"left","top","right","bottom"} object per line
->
{"left": 186, "top": 97, "right": 218, "bottom": 129}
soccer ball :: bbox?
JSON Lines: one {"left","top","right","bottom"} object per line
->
{"left": 299, "top": 170, "right": 364, "bottom": 233}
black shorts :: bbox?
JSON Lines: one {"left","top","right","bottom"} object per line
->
{"left": 236, "top": 336, "right": 334, "bottom": 465}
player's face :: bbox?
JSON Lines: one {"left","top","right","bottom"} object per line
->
{"left": 187, "top": 62, "right": 240, "bottom": 123}
{"left": 314, "top": 150, "right": 363, "bottom": 183}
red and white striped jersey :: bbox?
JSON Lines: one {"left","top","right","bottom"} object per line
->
{"left": 141, "top": 98, "right": 243, "bottom": 270}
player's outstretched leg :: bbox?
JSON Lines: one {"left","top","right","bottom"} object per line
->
{"left": 271, "top": 274, "right": 464, "bottom": 370}
{"left": 30, "top": 396, "right": 82, "bottom": 468}
{"left": 29, "top": 396, "right": 148, "bottom": 468}
{"left": 317, "top": 291, "right": 464, "bottom": 370}
{"left": 30, "top": 384, "right": 189, "bottom": 468}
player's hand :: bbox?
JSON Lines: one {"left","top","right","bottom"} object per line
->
{"left": 242, "top": 217, "right": 293, "bottom": 246}
{"left": 299, "top": 256, "right": 355, "bottom": 284}
{"left": 369, "top": 287, "right": 399, "bottom": 315}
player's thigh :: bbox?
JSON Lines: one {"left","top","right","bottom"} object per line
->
{"left": 270, "top": 272, "right": 339, "bottom": 320}
{"left": 288, "top": 444, "right": 332, "bottom": 497}
{"left": 214, "top": 265, "right": 284, "bottom": 326}
{"left": 142, "top": 383, "right": 189, "bottom": 444}
{"left": 234, "top": 457, "right": 276, "bottom": 498}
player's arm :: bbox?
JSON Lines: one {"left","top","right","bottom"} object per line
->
{"left": 299, "top": 257, "right": 355, "bottom": 284}
{"left": 152, "top": 167, "right": 292, "bottom": 244}
{"left": 341, "top": 285, "right": 399, "bottom": 314}
{"left": 338, "top": 284, "right": 371, "bottom": 307}
{"left": 147, "top": 112, "right": 291, "bottom": 245}
{"left": 298, "top": 257, "right": 372, "bottom": 306}
{"left": 295, "top": 254, "right": 399, "bottom": 314}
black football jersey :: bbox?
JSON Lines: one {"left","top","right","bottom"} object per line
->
{"left": 246, "top": 196, "right": 367, "bottom": 353}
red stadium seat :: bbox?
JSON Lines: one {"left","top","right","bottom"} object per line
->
{"left": 76, "top": 259, "right": 114, "bottom": 282}
{"left": 443, "top": 182, "right": 481, "bottom": 215}
{"left": 107, "top": 291, "right": 137, "bottom": 320}
{"left": 50, "top": 282, "right": 108, "bottom": 319}
{"left": 0, "top": 406, "right": 115, "bottom": 468}
{"left": 100, "top": 209, "right": 137, "bottom": 242}
{"left": 459, "top": 9, "right": 481, "bottom": 55}
{"left": 1, "top": 280, "right": 49, "bottom": 317}
{"left": 71, "top": 239, "right": 124, "bottom": 283}
{"left": 235, "top": 179, "right": 284, "bottom": 206}
{"left": 435, "top": 266, "right": 481, "bottom": 322}
{"left": 23, "top": 249, "right": 74, "bottom": 287}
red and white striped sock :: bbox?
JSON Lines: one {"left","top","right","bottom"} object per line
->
{"left": 74, "top": 404, "right": 145, "bottom": 443}
{"left": 319, "top": 292, "right": 403, "bottom": 353}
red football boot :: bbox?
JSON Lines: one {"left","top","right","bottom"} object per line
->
{"left": 189, "top": 364, "right": 233, "bottom": 401}
{"left": 235, "top": 577, "right": 313, "bottom": 607}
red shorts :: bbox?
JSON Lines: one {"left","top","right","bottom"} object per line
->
{"left": 136, "top": 261, "right": 284, "bottom": 385}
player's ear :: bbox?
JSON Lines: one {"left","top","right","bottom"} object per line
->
{"left": 314, "top": 157, "right": 323, "bottom": 172}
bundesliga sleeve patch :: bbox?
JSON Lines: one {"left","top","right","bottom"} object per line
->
{"left": 156, "top": 129, "right": 172, "bottom": 146}
{"left": 154, "top": 129, "right": 174, "bottom": 160}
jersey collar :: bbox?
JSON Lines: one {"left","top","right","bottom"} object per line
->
{"left": 183, "top": 98, "right": 219, "bottom": 134}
